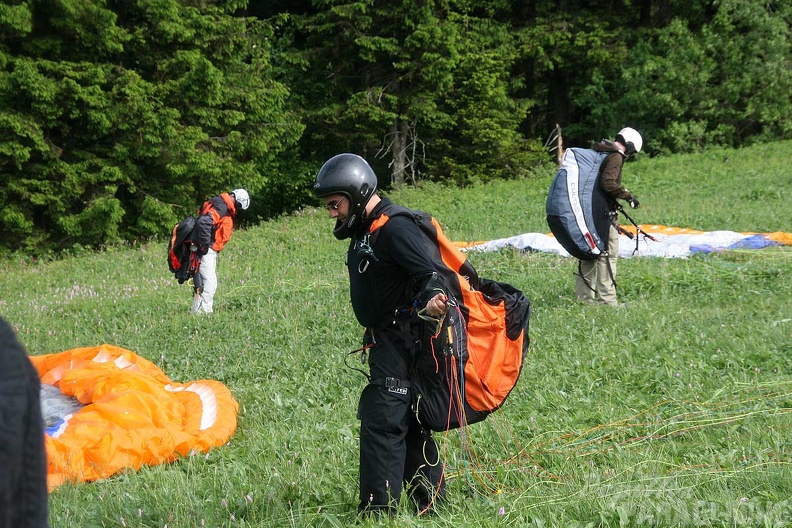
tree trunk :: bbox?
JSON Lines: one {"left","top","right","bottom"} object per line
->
{"left": 390, "top": 119, "right": 407, "bottom": 187}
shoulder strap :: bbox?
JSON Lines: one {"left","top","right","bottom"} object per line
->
{"left": 365, "top": 202, "right": 419, "bottom": 244}
{"left": 366, "top": 203, "right": 480, "bottom": 293}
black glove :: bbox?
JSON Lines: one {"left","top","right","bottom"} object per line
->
{"left": 628, "top": 197, "right": 640, "bottom": 209}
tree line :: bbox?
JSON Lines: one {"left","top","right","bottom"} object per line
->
{"left": 0, "top": 0, "right": 790, "bottom": 255}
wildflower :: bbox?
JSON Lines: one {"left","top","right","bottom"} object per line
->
{"left": 498, "top": 507, "right": 506, "bottom": 515}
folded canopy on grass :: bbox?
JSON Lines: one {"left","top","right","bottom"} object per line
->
{"left": 32, "top": 344, "right": 239, "bottom": 491}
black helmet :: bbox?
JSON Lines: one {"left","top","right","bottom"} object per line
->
{"left": 313, "top": 153, "right": 378, "bottom": 239}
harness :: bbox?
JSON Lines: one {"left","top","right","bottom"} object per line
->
{"left": 344, "top": 313, "right": 424, "bottom": 397}
{"left": 343, "top": 200, "right": 530, "bottom": 433}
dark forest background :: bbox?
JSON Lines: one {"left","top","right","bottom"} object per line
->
{"left": 1, "top": 0, "right": 790, "bottom": 254}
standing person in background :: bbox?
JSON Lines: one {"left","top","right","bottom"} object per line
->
{"left": 576, "top": 127, "right": 643, "bottom": 307}
{"left": 0, "top": 316, "right": 49, "bottom": 528}
{"left": 313, "top": 154, "right": 447, "bottom": 518}
{"left": 191, "top": 189, "right": 250, "bottom": 314}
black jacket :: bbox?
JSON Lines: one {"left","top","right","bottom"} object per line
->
{"left": 0, "top": 317, "right": 49, "bottom": 528}
{"left": 347, "top": 198, "right": 446, "bottom": 329}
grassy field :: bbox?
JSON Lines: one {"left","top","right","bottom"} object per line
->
{"left": 1, "top": 140, "right": 791, "bottom": 527}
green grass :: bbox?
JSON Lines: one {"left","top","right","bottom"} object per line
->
{"left": 2, "top": 141, "right": 792, "bottom": 527}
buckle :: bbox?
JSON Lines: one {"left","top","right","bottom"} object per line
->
{"left": 385, "top": 377, "right": 408, "bottom": 395}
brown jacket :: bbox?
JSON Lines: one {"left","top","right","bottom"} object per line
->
{"left": 593, "top": 140, "right": 635, "bottom": 207}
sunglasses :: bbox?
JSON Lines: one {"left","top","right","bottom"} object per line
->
{"left": 325, "top": 197, "right": 345, "bottom": 210}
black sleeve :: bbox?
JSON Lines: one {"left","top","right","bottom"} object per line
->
{"left": 379, "top": 216, "right": 446, "bottom": 305}
{"left": 0, "top": 317, "right": 49, "bottom": 527}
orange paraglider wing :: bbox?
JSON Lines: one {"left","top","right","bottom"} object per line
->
{"left": 30, "top": 344, "right": 238, "bottom": 491}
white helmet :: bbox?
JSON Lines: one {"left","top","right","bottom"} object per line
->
{"left": 617, "top": 127, "right": 643, "bottom": 155}
{"left": 230, "top": 188, "right": 250, "bottom": 210}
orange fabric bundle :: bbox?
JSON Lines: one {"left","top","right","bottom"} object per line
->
{"left": 30, "top": 344, "right": 238, "bottom": 491}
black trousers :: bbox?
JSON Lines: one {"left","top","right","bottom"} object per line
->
{"left": 0, "top": 317, "right": 49, "bottom": 528}
{"left": 357, "top": 325, "right": 445, "bottom": 516}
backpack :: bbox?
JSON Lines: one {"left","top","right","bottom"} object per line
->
{"left": 545, "top": 147, "right": 611, "bottom": 260}
{"left": 369, "top": 207, "right": 531, "bottom": 431}
{"left": 167, "top": 215, "right": 201, "bottom": 285}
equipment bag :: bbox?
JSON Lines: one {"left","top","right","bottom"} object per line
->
{"left": 167, "top": 215, "right": 201, "bottom": 285}
{"left": 546, "top": 147, "right": 611, "bottom": 260}
{"left": 370, "top": 208, "right": 531, "bottom": 431}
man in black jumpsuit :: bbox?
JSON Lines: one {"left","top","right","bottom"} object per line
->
{"left": 314, "top": 153, "right": 447, "bottom": 517}
{"left": 0, "top": 316, "right": 49, "bottom": 528}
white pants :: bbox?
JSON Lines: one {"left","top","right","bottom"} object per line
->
{"left": 192, "top": 249, "right": 218, "bottom": 314}
{"left": 575, "top": 223, "right": 619, "bottom": 306}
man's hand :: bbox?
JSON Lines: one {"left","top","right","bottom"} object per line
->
{"left": 629, "top": 197, "right": 641, "bottom": 209}
{"left": 425, "top": 293, "right": 449, "bottom": 317}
